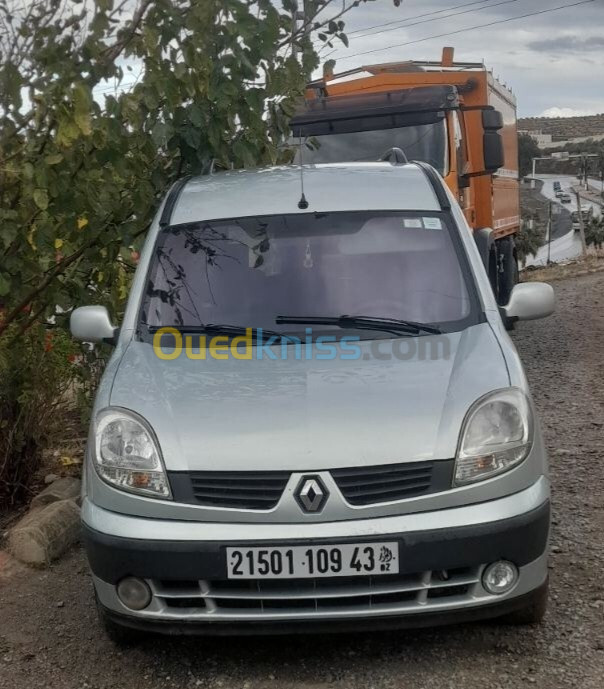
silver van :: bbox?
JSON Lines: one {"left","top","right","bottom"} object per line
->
{"left": 71, "top": 162, "right": 554, "bottom": 642}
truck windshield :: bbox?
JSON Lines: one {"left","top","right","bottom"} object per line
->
{"left": 140, "top": 211, "right": 476, "bottom": 339}
{"left": 295, "top": 121, "right": 448, "bottom": 174}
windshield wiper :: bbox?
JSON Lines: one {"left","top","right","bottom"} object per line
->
{"left": 148, "top": 324, "right": 298, "bottom": 343}
{"left": 275, "top": 315, "right": 442, "bottom": 336}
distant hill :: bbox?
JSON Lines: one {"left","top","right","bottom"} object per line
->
{"left": 518, "top": 114, "right": 604, "bottom": 141}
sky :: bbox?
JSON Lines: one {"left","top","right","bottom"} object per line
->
{"left": 319, "top": 0, "right": 604, "bottom": 117}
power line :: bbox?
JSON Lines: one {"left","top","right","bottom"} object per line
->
{"left": 313, "top": 0, "right": 494, "bottom": 51}
{"left": 94, "top": 77, "right": 142, "bottom": 93}
{"left": 346, "top": 0, "right": 518, "bottom": 38}
{"left": 334, "top": 0, "right": 597, "bottom": 62}
{"left": 347, "top": 0, "right": 494, "bottom": 36}
{"left": 348, "top": 0, "right": 520, "bottom": 41}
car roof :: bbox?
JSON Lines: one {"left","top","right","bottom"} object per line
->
{"left": 170, "top": 163, "right": 441, "bottom": 224}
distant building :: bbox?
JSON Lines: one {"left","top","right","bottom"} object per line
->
{"left": 518, "top": 129, "right": 552, "bottom": 146}
{"left": 518, "top": 114, "right": 604, "bottom": 149}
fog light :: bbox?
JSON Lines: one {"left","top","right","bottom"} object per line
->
{"left": 117, "top": 577, "right": 152, "bottom": 610}
{"left": 482, "top": 560, "right": 519, "bottom": 595}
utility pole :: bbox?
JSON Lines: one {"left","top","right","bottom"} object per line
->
{"left": 301, "top": 0, "right": 310, "bottom": 42}
{"left": 575, "top": 190, "right": 588, "bottom": 257}
{"left": 291, "top": 7, "right": 298, "bottom": 59}
{"left": 547, "top": 201, "right": 552, "bottom": 265}
{"left": 291, "top": 1, "right": 309, "bottom": 60}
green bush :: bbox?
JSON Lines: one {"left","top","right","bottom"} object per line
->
{"left": 585, "top": 216, "right": 604, "bottom": 252}
{"left": 516, "top": 211, "right": 546, "bottom": 263}
{"left": 0, "top": 324, "right": 93, "bottom": 508}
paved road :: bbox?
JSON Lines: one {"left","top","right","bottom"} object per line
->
{"left": 526, "top": 175, "right": 601, "bottom": 267}
{"left": 1, "top": 272, "right": 604, "bottom": 689}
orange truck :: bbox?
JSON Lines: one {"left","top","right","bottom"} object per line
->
{"left": 291, "top": 47, "right": 520, "bottom": 304}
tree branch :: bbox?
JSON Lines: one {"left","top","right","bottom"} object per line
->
{"left": 277, "top": 0, "right": 357, "bottom": 50}
{"left": 0, "top": 236, "right": 98, "bottom": 338}
{"left": 100, "top": 0, "right": 153, "bottom": 65}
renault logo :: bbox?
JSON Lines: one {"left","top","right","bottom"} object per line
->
{"left": 295, "top": 475, "right": 329, "bottom": 513}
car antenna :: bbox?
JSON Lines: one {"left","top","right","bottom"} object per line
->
{"left": 297, "top": 134, "right": 309, "bottom": 209}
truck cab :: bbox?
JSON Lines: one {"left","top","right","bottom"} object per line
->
{"left": 291, "top": 48, "right": 519, "bottom": 304}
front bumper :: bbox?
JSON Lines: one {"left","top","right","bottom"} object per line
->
{"left": 84, "top": 478, "right": 550, "bottom": 633}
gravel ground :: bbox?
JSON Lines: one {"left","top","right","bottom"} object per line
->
{"left": 1, "top": 271, "right": 603, "bottom": 689}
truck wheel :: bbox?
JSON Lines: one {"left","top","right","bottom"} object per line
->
{"left": 497, "top": 236, "right": 518, "bottom": 306}
{"left": 498, "top": 580, "right": 548, "bottom": 625}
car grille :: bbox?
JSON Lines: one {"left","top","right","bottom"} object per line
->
{"left": 169, "top": 470, "right": 291, "bottom": 510}
{"left": 331, "top": 461, "right": 452, "bottom": 506}
{"left": 168, "top": 460, "right": 454, "bottom": 510}
{"left": 147, "top": 567, "right": 482, "bottom": 620}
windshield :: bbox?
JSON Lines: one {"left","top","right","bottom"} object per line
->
{"left": 139, "top": 211, "right": 477, "bottom": 339}
{"left": 295, "top": 121, "right": 448, "bottom": 174}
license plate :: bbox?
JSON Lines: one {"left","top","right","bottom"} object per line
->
{"left": 226, "top": 542, "right": 399, "bottom": 579}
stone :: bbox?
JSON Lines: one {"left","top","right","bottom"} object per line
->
{"left": 7, "top": 499, "right": 81, "bottom": 566}
{"left": 31, "top": 477, "right": 81, "bottom": 509}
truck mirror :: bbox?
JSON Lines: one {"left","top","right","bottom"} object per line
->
{"left": 483, "top": 131, "right": 504, "bottom": 172}
{"left": 482, "top": 109, "right": 503, "bottom": 130}
{"left": 482, "top": 108, "right": 504, "bottom": 173}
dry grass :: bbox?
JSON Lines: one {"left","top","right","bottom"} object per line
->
{"left": 521, "top": 254, "right": 604, "bottom": 282}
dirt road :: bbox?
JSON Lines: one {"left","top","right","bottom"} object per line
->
{"left": 1, "top": 272, "right": 603, "bottom": 689}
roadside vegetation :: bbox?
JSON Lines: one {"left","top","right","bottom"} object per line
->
{"left": 516, "top": 210, "right": 547, "bottom": 264}
{"left": 585, "top": 215, "right": 604, "bottom": 253}
{"left": 521, "top": 253, "right": 604, "bottom": 282}
{"left": 0, "top": 0, "right": 389, "bottom": 509}
{"left": 518, "top": 133, "right": 542, "bottom": 178}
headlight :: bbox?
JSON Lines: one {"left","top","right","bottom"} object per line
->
{"left": 93, "top": 409, "right": 171, "bottom": 498}
{"left": 455, "top": 388, "right": 533, "bottom": 485}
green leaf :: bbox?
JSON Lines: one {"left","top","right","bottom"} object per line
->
{"left": 188, "top": 104, "right": 204, "bottom": 127}
{"left": 45, "top": 154, "right": 64, "bottom": 165}
{"left": 0, "top": 225, "right": 18, "bottom": 250}
{"left": 56, "top": 120, "right": 80, "bottom": 146}
{"left": 75, "top": 111, "right": 92, "bottom": 136}
{"left": 0, "top": 274, "right": 10, "bottom": 296}
{"left": 151, "top": 121, "right": 173, "bottom": 146}
{"left": 33, "top": 189, "right": 49, "bottom": 210}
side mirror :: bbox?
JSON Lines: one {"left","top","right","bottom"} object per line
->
{"left": 482, "top": 109, "right": 504, "bottom": 173}
{"left": 70, "top": 306, "right": 118, "bottom": 344}
{"left": 503, "top": 283, "right": 555, "bottom": 323}
{"left": 483, "top": 131, "right": 504, "bottom": 172}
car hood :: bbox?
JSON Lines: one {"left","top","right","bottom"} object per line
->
{"left": 109, "top": 323, "right": 509, "bottom": 472}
